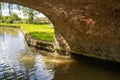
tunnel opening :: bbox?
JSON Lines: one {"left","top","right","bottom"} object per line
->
{"left": 0, "top": 0, "right": 73, "bottom": 56}
{"left": 0, "top": 2, "right": 56, "bottom": 52}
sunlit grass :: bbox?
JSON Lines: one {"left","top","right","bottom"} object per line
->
{"left": 0, "top": 23, "right": 54, "bottom": 42}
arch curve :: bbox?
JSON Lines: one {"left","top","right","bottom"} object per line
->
{"left": 0, "top": 0, "right": 120, "bottom": 62}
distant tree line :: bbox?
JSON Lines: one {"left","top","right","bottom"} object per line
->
{"left": 0, "top": 2, "right": 50, "bottom": 24}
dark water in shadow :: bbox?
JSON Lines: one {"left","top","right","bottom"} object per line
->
{"left": 0, "top": 27, "right": 120, "bottom": 80}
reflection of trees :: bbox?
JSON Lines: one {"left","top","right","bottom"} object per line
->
{"left": 35, "top": 55, "right": 55, "bottom": 80}
{"left": 0, "top": 27, "right": 19, "bottom": 37}
{"left": 18, "top": 53, "right": 35, "bottom": 70}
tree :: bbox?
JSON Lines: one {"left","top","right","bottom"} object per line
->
{"left": 0, "top": 2, "right": 2, "bottom": 19}
{"left": 3, "top": 13, "right": 19, "bottom": 23}
{"left": 8, "top": 3, "right": 13, "bottom": 15}
{"left": 21, "top": 7, "right": 34, "bottom": 23}
{"left": 0, "top": 2, "right": 4, "bottom": 22}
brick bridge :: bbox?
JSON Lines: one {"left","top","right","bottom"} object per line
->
{"left": 0, "top": 0, "right": 120, "bottom": 62}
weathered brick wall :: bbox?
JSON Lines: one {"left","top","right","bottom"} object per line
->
{"left": 1, "top": 0, "right": 120, "bottom": 62}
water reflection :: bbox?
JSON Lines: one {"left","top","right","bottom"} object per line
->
{"left": 18, "top": 53, "right": 55, "bottom": 80}
{"left": 35, "top": 55, "right": 54, "bottom": 80}
{"left": 18, "top": 53, "right": 35, "bottom": 70}
{"left": 0, "top": 27, "right": 55, "bottom": 80}
{"left": 0, "top": 27, "right": 18, "bottom": 37}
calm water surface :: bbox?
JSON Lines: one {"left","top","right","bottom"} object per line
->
{"left": 0, "top": 27, "right": 120, "bottom": 80}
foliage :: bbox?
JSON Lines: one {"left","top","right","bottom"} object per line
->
{"left": 20, "top": 7, "right": 34, "bottom": 23}
{"left": 0, "top": 23, "right": 54, "bottom": 42}
{"left": 0, "top": 2, "right": 50, "bottom": 24}
{"left": 1, "top": 13, "right": 19, "bottom": 23}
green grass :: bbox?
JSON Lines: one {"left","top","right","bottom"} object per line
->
{"left": 0, "top": 23, "right": 54, "bottom": 42}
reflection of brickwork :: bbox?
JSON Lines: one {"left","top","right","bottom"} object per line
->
{"left": 1, "top": 0, "right": 120, "bottom": 62}
{"left": 0, "top": 63, "right": 37, "bottom": 80}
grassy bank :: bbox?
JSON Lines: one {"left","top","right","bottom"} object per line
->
{"left": 0, "top": 23, "right": 54, "bottom": 42}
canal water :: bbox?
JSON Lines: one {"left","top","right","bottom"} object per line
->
{"left": 0, "top": 27, "right": 120, "bottom": 80}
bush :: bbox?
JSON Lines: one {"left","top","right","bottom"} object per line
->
{"left": 1, "top": 13, "right": 19, "bottom": 23}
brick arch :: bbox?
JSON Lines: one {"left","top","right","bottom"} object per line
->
{"left": 0, "top": 0, "right": 120, "bottom": 62}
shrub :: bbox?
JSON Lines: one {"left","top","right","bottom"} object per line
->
{"left": 1, "top": 13, "right": 19, "bottom": 23}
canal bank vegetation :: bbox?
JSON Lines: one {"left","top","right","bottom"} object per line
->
{"left": 0, "top": 23, "right": 54, "bottom": 42}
